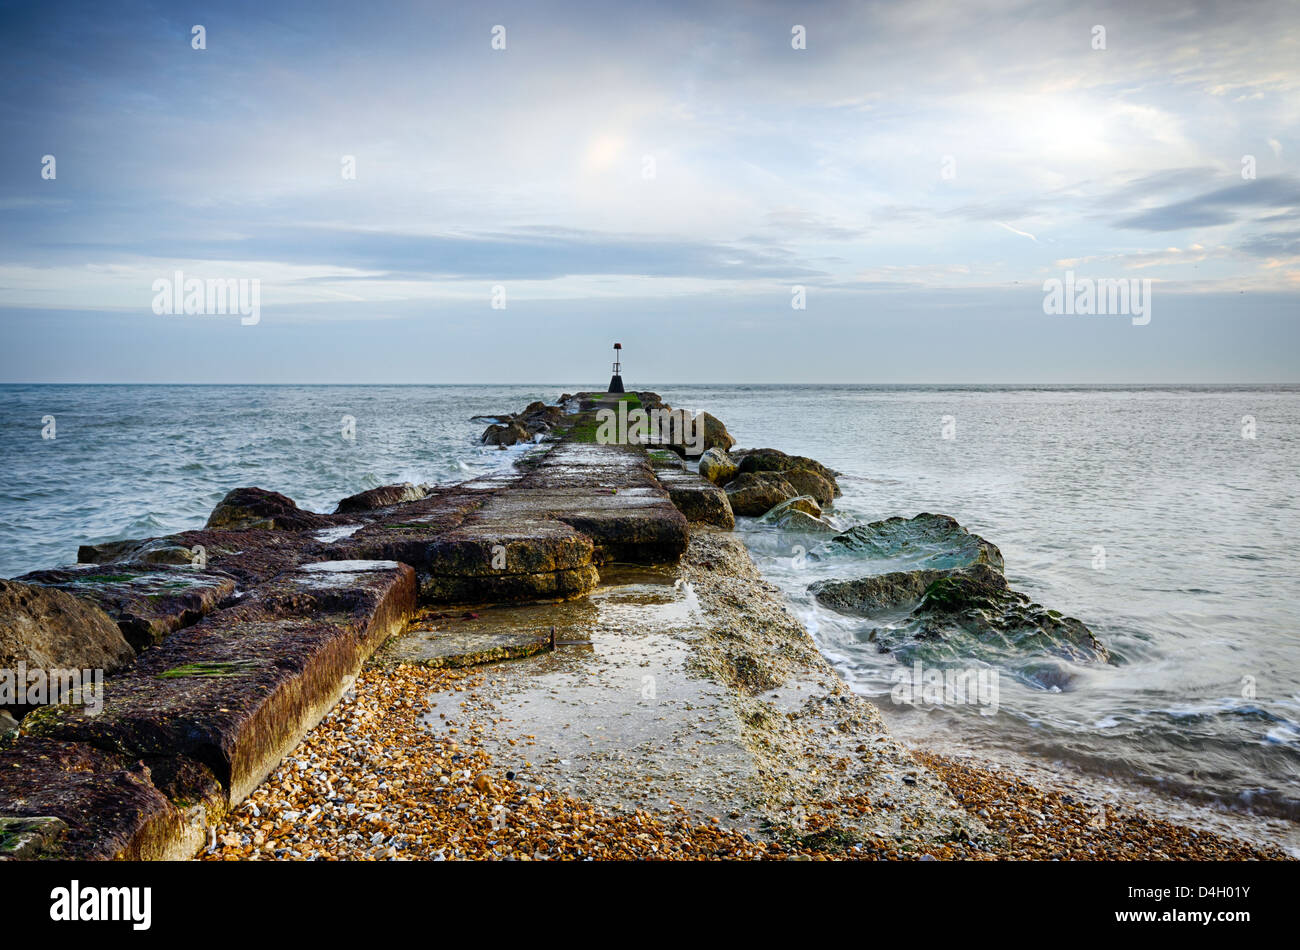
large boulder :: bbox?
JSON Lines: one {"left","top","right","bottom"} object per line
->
{"left": 738, "top": 447, "right": 837, "bottom": 480}
{"left": 762, "top": 495, "right": 822, "bottom": 519}
{"left": 697, "top": 447, "right": 739, "bottom": 486}
{"left": 517, "top": 402, "right": 565, "bottom": 433}
{"left": 912, "top": 567, "right": 1110, "bottom": 664}
{"left": 807, "top": 517, "right": 1110, "bottom": 684}
{"left": 724, "top": 471, "right": 798, "bottom": 517}
{"left": 696, "top": 412, "right": 735, "bottom": 454}
{"left": 335, "top": 482, "right": 428, "bottom": 514}
{"left": 759, "top": 496, "right": 836, "bottom": 533}
{"left": 204, "top": 488, "right": 332, "bottom": 532}
{"left": 77, "top": 537, "right": 201, "bottom": 567}
{"left": 481, "top": 421, "right": 532, "bottom": 446}
{"left": 812, "top": 513, "right": 1003, "bottom": 572}
{"left": 0, "top": 581, "right": 137, "bottom": 704}
{"left": 735, "top": 448, "right": 841, "bottom": 498}
{"left": 783, "top": 469, "right": 836, "bottom": 506}
{"left": 812, "top": 562, "right": 1109, "bottom": 666}
{"left": 480, "top": 399, "right": 568, "bottom": 446}
{"left": 775, "top": 509, "right": 838, "bottom": 533}
{"left": 633, "top": 391, "right": 667, "bottom": 414}
{"left": 811, "top": 566, "right": 966, "bottom": 615}
{"left": 651, "top": 409, "right": 734, "bottom": 459}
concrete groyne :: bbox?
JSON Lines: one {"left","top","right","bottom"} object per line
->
{"left": 0, "top": 392, "right": 736, "bottom": 859}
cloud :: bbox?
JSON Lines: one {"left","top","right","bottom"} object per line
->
{"left": 761, "top": 209, "right": 868, "bottom": 241}
{"left": 1, "top": 0, "right": 1299, "bottom": 379}
{"left": 0, "top": 226, "right": 826, "bottom": 302}
{"left": 1116, "top": 176, "right": 1300, "bottom": 231}
{"left": 1239, "top": 231, "right": 1300, "bottom": 258}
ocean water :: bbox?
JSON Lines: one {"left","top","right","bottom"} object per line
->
{"left": 2, "top": 383, "right": 1298, "bottom": 830}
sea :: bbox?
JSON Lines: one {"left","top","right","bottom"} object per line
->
{"left": 2, "top": 383, "right": 1297, "bottom": 847}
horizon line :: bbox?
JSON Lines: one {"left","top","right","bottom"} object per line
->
{"left": 2, "top": 381, "right": 1297, "bottom": 388}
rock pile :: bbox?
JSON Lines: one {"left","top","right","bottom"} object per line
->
{"left": 808, "top": 514, "right": 1111, "bottom": 675}
{"left": 480, "top": 401, "right": 567, "bottom": 447}
{"left": 697, "top": 447, "right": 842, "bottom": 518}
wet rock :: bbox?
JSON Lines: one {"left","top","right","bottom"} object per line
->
{"left": 762, "top": 495, "right": 822, "bottom": 520}
{"left": 698, "top": 447, "right": 739, "bottom": 486}
{"left": 805, "top": 514, "right": 1107, "bottom": 670}
{"left": 552, "top": 506, "right": 689, "bottom": 565}
{"left": 421, "top": 566, "right": 600, "bottom": 604}
{"left": 74, "top": 526, "right": 317, "bottom": 589}
{"left": 17, "top": 566, "right": 238, "bottom": 652}
{"left": 26, "top": 561, "right": 417, "bottom": 806}
{"left": 481, "top": 400, "right": 568, "bottom": 446}
{"left": 0, "top": 740, "right": 214, "bottom": 860}
{"left": 413, "top": 518, "right": 601, "bottom": 603}
{"left": 810, "top": 567, "right": 954, "bottom": 614}
{"left": 665, "top": 411, "right": 734, "bottom": 459}
{"left": 378, "top": 607, "right": 563, "bottom": 668}
{"left": 0, "top": 815, "right": 70, "bottom": 859}
{"left": 0, "top": 709, "right": 19, "bottom": 738}
{"left": 696, "top": 412, "right": 735, "bottom": 454}
{"left": 633, "top": 391, "right": 667, "bottom": 414}
{"left": 783, "top": 469, "right": 836, "bottom": 506}
{"left": 426, "top": 524, "right": 594, "bottom": 577}
{"left": 812, "top": 513, "right": 1003, "bottom": 572}
{"left": 737, "top": 448, "right": 840, "bottom": 494}
{"left": 205, "top": 487, "right": 333, "bottom": 532}
{"left": 769, "top": 508, "right": 837, "bottom": 534}
{"left": 334, "top": 482, "right": 429, "bottom": 514}
{"left": 731, "top": 448, "right": 841, "bottom": 501}
{"left": 759, "top": 496, "right": 835, "bottom": 533}
{"left": 77, "top": 538, "right": 197, "bottom": 567}
{"left": 810, "top": 557, "right": 1109, "bottom": 670}
{"left": 519, "top": 401, "right": 566, "bottom": 430}
{"left": 656, "top": 469, "right": 736, "bottom": 529}
{"left": 0, "top": 580, "right": 136, "bottom": 681}
{"left": 724, "top": 471, "right": 798, "bottom": 517}
{"left": 482, "top": 421, "right": 533, "bottom": 446}
{"left": 646, "top": 449, "right": 686, "bottom": 473}
{"left": 911, "top": 567, "right": 1110, "bottom": 664}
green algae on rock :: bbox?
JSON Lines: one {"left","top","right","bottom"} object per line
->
{"left": 698, "top": 446, "right": 739, "bottom": 485}
{"left": 808, "top": 518, "right": 1110, "bottom": 681}
{"left": 205, "top": 487, "right": 334, "bottom": 532}
{"left": 811, "top": 512, "right": 1004, "bottom": 572}
{"left": 16, "top": 566, "right": 238, "bottom": 652}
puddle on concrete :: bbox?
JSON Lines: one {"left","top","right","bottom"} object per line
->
{"left": 295, "top": 560, "right": 402, "bottom": 590}
{"left": 312, "top": 525, "right": 363, "bottom": 543}
{"left": 301, "top": 559, "right": 402, "bottom": 573}
{"left": 378, "top": 565, "right": 700, "bottom": 667}
{"left": 394, "top": 565, "right": 763, "bottom": 822}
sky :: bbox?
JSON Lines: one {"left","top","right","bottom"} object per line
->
{"left": 1, "top": 0, "right": 1298, "bottom": 383}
